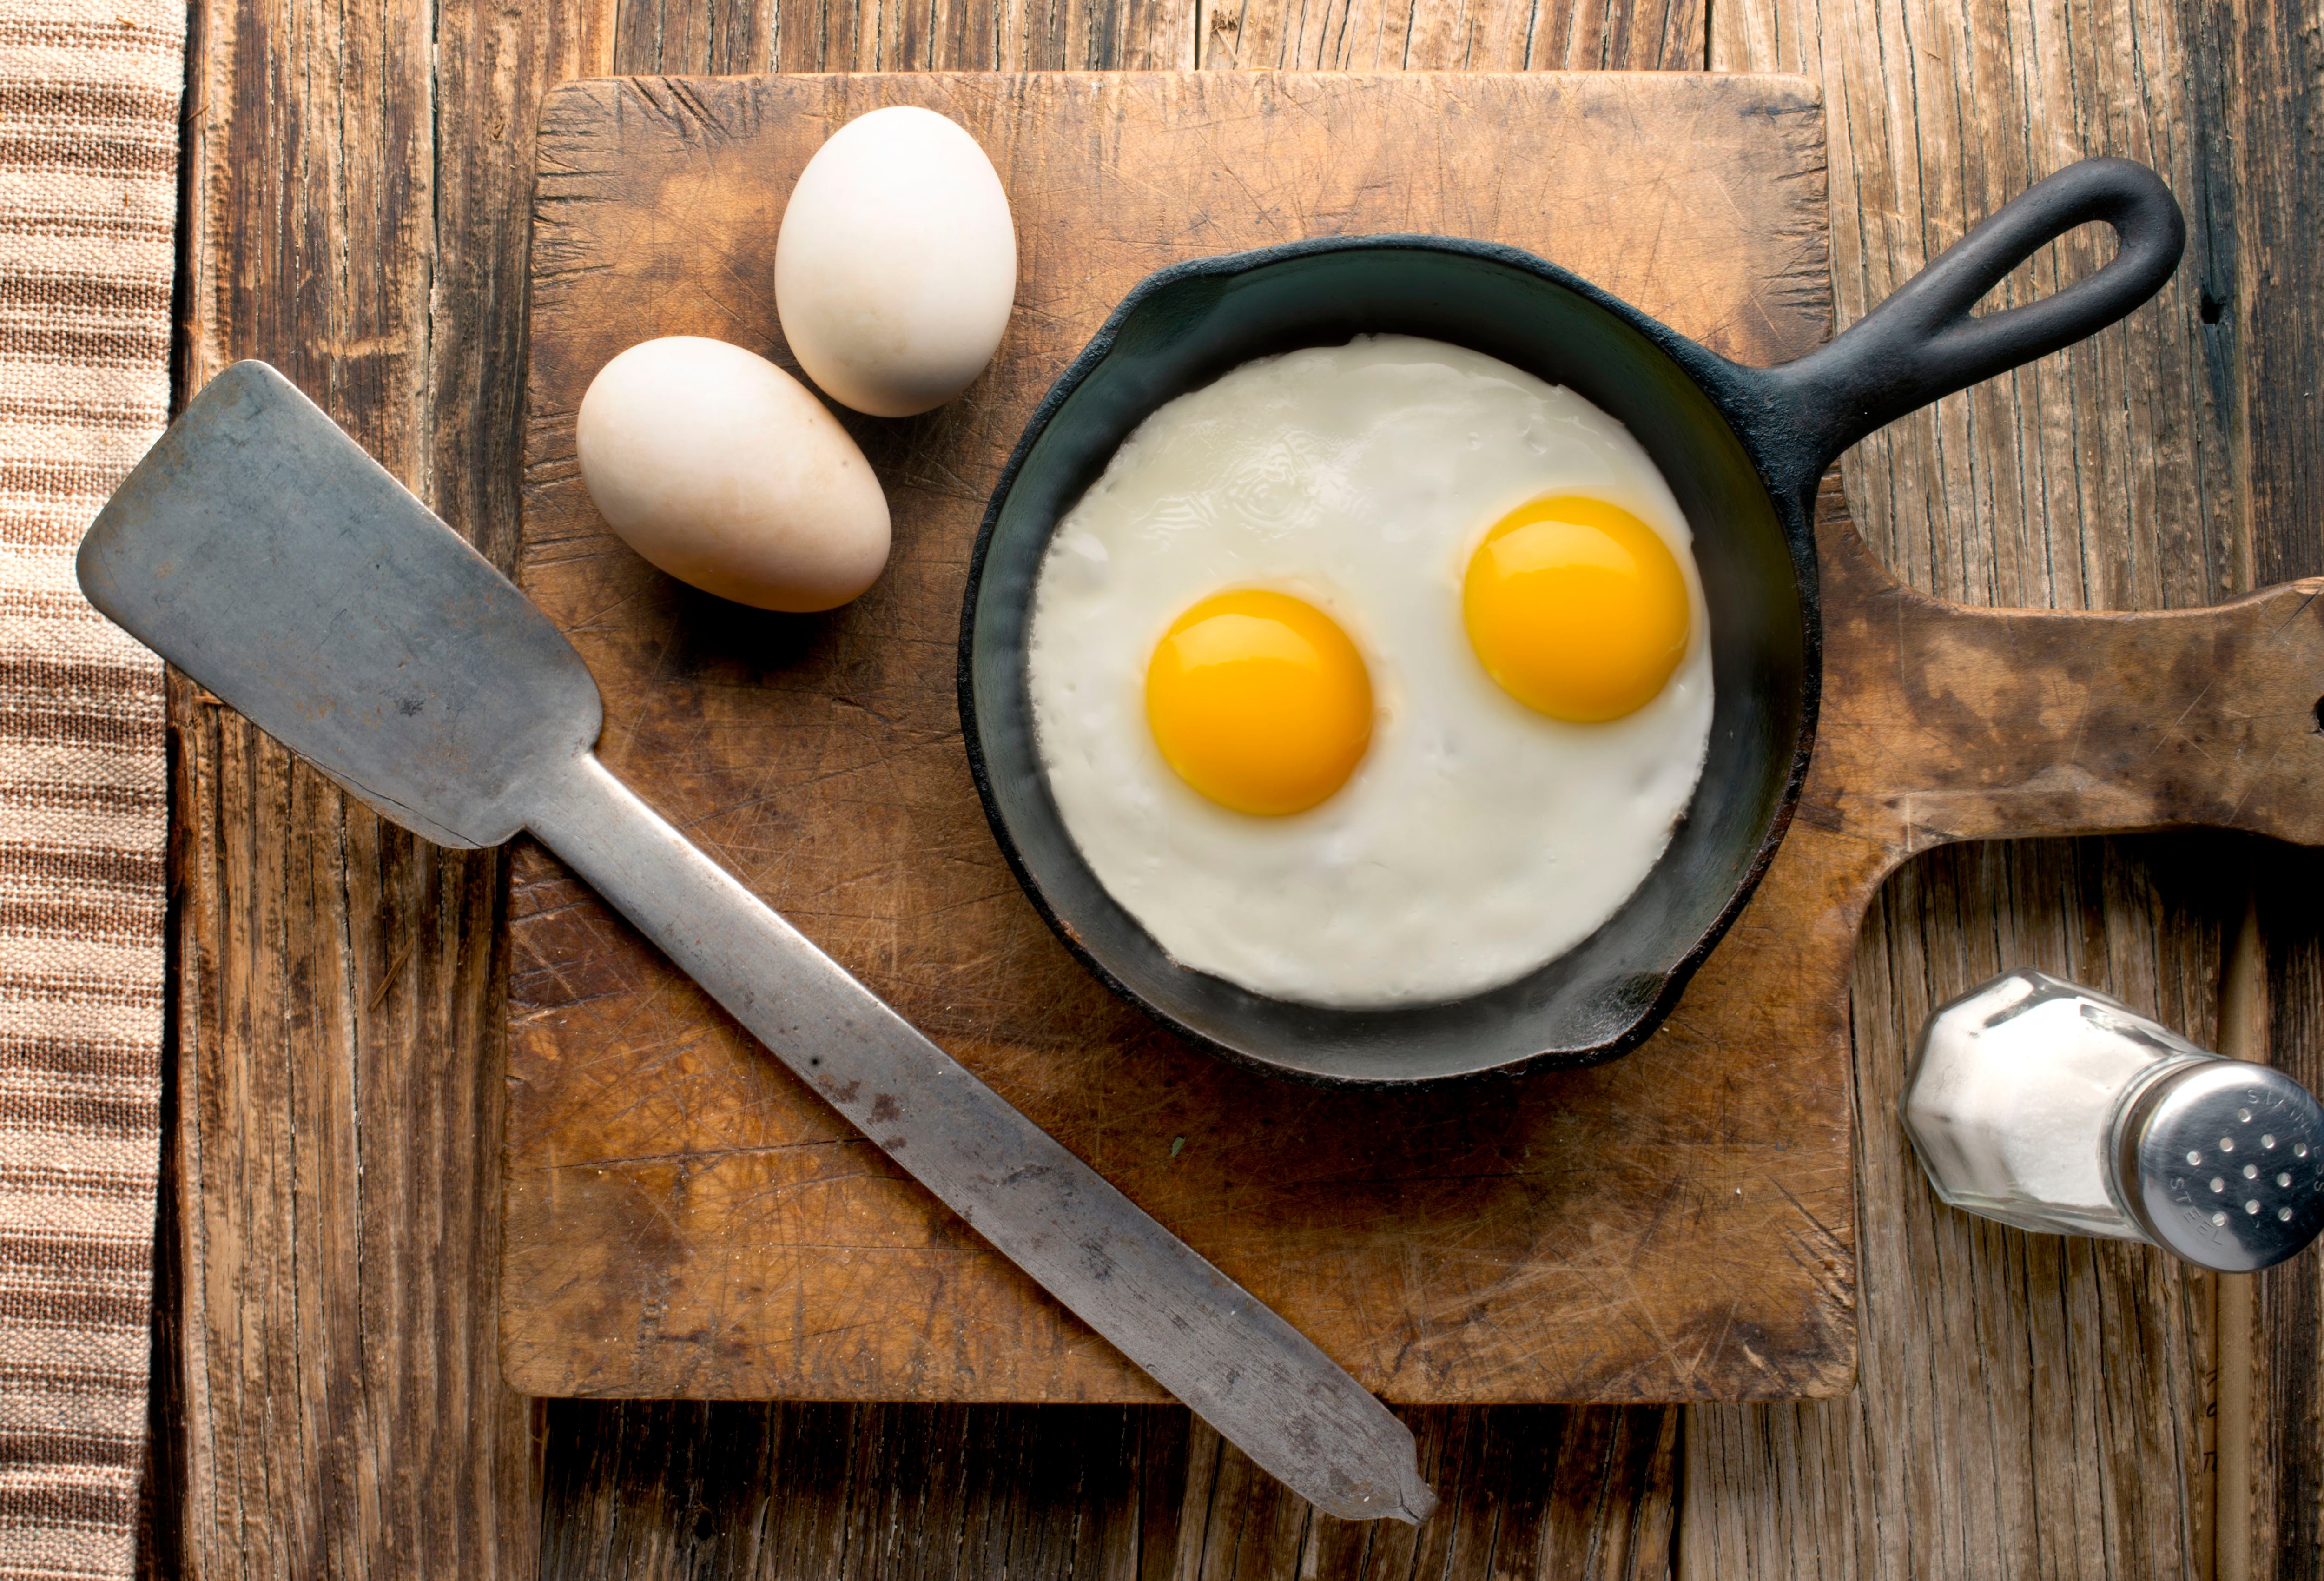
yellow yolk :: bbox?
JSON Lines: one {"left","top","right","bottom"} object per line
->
{"left": 1144, "top": 590, "right": 1373, "bottom": 815}
{"left": 1462, "top": 496, "right": 1691, "bottom": 722}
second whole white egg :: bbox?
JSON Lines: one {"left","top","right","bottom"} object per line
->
{"left": 575, "top": 336, "right": 891, "bottom": 613}
{"left": 775, "top": 106, "right": 1017, "bottom": 418}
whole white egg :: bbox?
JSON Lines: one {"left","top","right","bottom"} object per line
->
{"left": 575, "top": 336, "right": 890, "bottom": 613}
{"left": 775, "top": 106, "right": 1017, "bottom": 418}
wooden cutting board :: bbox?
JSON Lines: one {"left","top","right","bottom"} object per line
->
{"left": 504, "top": 70, "right": 2324, "bottom": 1405}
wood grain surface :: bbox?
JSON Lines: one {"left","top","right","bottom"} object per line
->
{"left": 535, "top": 1401, "right": 1677, "bottom": 1577}
{"left": 155, "top": 0, "right": 557, "bottom": 1564}
{"left": 1688, "top": 0, "right": 2324, "bottom": 1577}
{"left": 147, "top": 0, "right": 2324, "bottom": 1572}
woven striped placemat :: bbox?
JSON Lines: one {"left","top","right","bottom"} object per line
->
{"left": 0, "top": 1, "right": 181, "bottom": 1574}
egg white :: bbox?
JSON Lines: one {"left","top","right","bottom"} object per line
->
{"left": 1025, "top": 335, "right": 1713, "bottom": 1008}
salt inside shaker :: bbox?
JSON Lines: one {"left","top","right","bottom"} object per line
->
{"left": 1901, "top": 968, "right": 2324, "bottom": 1272}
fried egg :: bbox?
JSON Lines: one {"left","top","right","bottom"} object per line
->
{"left": 1025, "top": 336, "right": 1712, "bottom": 1008}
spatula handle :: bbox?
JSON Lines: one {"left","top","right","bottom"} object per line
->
{"left": 525, "top": 750, "right": 1435, "bottom": 1524}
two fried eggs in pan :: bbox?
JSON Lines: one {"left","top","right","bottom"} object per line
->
{"left": 1026, "top": 336, "right": 1713, "bottom": 1009}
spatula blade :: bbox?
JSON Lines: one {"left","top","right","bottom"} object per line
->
{"left": 77, "top": 360, "right": 601, "bottom": 847}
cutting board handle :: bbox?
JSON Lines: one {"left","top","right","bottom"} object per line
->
{"left": 1740, "top": 159, "right": 2185, "bottom": 505}
{"left": 1811, "top": 500, "right": 2324, "bottom": 857}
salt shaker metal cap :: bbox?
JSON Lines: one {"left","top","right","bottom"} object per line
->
{"left": 2116, "top": 1059, "right": 2324, "bottom": 1271}
{"left": 1901, "top": 968, "right": 2324, "bottom": 1272}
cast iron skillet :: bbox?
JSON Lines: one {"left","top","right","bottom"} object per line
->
{"left": 959, "top": 158, "right": 2186, "bottom": 1087}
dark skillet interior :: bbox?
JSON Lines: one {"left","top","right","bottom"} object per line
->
{"left": 961, "top": 238, "right": 1810, "bottom": 1086}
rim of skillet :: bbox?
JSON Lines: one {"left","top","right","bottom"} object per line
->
{"left": 955, "top": 232, "right": 1824, "bottom": 1089}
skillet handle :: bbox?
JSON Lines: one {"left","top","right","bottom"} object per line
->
{"left": 1746, "top": 158, "right": 2185, "bottom": 505}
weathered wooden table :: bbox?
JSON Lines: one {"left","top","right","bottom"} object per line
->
{"left": 148, "top": 0, "right": 2324, "bottom": 1574}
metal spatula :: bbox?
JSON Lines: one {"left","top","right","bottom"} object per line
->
{"left": 81, "top": 360, "right": 1435, "bottom": 1524}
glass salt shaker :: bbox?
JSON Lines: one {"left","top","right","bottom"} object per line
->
{"left": 1901, "top": 968, "right": 2324, "bottom": 1272}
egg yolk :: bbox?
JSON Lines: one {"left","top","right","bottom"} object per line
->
{"left": 1144, "top": 590, "right": 1373, "bottom": 815}
{"left": 1461, "top": 496, "right": 1690, "bottom": 722}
